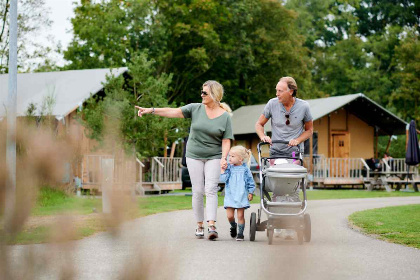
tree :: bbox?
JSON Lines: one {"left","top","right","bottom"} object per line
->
{"left": 64, "top": 0, "right": 313, "bottom": 109}
{"left": 285, "top": 0, "right": 419, "bottom": 110}
{"left": 64, "top": 0, "right": 144, "bottom": 69}
{"left": 0, "top": 0, "right": 53, "bottom": 73}
{"left": 79, "top": 52, "right": 189, "bottom": 157}
{"left": 354, "top": 0, "right": 419, "bottom": 37}
{"left": 389, "top": 28, "right": 420, "bottom": 123}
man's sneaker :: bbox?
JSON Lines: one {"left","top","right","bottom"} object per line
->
{"left": 195, "top": 226, "right": 204, "bottom": 238}
{"left": 208, "top": 225, "right": 218, "bottom": 240}
{"left": 236, "top": 233, "right": 244, "bottom": 241}
{"left": 230, "top": 224, "right": 237, "bottom": 238}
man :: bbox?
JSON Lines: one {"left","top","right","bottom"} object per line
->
{"left": 255, "top": 76, "right": 313, "bottom": 239}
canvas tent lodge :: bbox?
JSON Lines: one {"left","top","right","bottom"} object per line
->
{"left": 2, "top": 68, "right": 417, "bottom": 192}
{"left": 0, "top": 67, "right": 144, "bottom": 193}
{"left": 231, "top": 94, "right": 416, "bottom": 188}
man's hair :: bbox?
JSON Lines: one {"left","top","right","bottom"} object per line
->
{"left": 280, "top": 76, "right": 298, "bottom": 97}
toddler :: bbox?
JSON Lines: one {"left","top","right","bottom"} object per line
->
{"left": 220, "top": 145, "right": 256, "bottom": 241}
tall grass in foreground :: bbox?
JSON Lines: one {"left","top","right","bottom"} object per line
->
{"left": 1, "top": 123, "right": 158, "bottom": 279}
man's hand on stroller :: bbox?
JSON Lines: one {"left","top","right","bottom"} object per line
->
{"left": 260, "top": 135, "right": 272, "bottom": 144}
{"left": 288, "top": 138, "right": 300, "bottom": 146}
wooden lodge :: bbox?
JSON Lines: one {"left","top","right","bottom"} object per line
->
{"left": 2, "top": 68, "right": 418, "bottom": 193}
{"left": 231, "top": 94, "right": 419, "bottom": 189}
{"left": 0, "top": 68, "right": 188, "bottom": 194}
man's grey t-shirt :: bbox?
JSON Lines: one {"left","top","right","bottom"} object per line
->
{"left": 181, "top": 103, "right": 234, "bottom": 159}
{"left": 262, "top": 97, "right": 312, "bottom": 156}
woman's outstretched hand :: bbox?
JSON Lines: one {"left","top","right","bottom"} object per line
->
{"left": 135, "top": 106, "right": 152, "bottom": 117}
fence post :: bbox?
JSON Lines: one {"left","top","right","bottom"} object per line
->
{"left": 101, "top": 158, "right": 114, "bottom": 213}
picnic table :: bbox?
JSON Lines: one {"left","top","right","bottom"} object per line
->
{"left": 366, "top": 171, "right": 419, "bottom": 192}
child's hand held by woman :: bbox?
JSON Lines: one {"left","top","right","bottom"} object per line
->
{"left": 248, "top": 193, "right": 253, "bottom": 201}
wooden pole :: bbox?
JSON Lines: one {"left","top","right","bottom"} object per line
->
{"left": 328, "top": 115, "right": 331, "bottom": 157}
{"left": 170, "top": 142, "right": 176, "bottom": 158}
{"left": 163, "top": 131, "right": 168, "bottom": 157}
{"left": 309, "top": 135, "right": 314, "bottom": 189}
{"left": 375, "top": 127, "right": 379, "bottom": 158}
{"left": 385, "top": 135, "right": 392, "bottom": 154}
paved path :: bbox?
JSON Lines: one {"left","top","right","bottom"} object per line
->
{"left": 9, "top": 196, "right": 420, "bottom": 280}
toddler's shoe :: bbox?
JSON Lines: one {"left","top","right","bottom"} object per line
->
{"left": 230, "top": 224, "right": 237, "bottom": 238}
{"left": 208, "top": 225, "right": 218, "bottom": 240}
{"left": 236, "top": 233, "right": 244, "bottom": 241}
{"left": 195, "top": 226, "right": 204, "bottom": 239}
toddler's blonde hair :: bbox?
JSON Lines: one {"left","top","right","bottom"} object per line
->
{"left": 230, "top": 145, "right": 252, "bottom": 166}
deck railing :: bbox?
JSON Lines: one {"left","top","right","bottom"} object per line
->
{"left": 306, "top": 157, "right": 365, "bottom": 180}
{"left": 81, "top": 156, "right": 182, "bottom": 189}
{"left": 304, "top": 156, "right": 419, "bottom": 182}
{"left": 81, "top": 154, "right": 142, "bottom": 191}
{"left": 384, "top": 158, "right": 419, "bottom": 174}
{"left": 149, "top": 157, "right": 182, "bottom": 183}
{"left": 327, "top": 158, "right": 366, "bottom": 178}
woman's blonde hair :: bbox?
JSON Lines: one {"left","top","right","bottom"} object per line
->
{"left": 280, "top": 76, "right": 298, "bottom": 97}
{"left": 230, "top": 145, "right": 252, "bottom": 166}
{"left": 203, "top": 80, "right": 232, "bottom": 113}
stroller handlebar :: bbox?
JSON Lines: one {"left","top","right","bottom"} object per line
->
{"left": 257, "top": 140, "right": 301, "bottom": 154}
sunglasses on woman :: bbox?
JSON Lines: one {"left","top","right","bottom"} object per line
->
{"left": 201, "top": 90, "right": 208, "bottom": 96}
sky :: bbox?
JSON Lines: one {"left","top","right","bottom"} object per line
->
{"left": 42, "top": 0, "right": 77, "bottom": 65}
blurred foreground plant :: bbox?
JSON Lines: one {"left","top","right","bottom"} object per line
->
{"left": 0, "top": 115, "right": 175, "bottom": 279}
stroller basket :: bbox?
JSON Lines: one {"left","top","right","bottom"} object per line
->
{"left": 265, "top": 163, "right": 307, "bottom": 196}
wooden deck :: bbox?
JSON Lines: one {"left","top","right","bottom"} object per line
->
{"left": 81, "top": 155, "right": 183, "bottom": 195}
{"left": 304, "top": 157, "right": 419, "bottom": 191}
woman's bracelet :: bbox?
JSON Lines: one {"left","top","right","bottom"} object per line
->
{"left": 151, "top": 108, "right": 155, "bottom": 114}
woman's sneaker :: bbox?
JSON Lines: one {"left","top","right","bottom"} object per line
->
{"left": 208, "top": 225, "right": 218, "bottom": 240}
{"left": 195, "top": 226, "right": 204, "bottom": 239}
{"left": 236, "top": 233, "right": 244, "bottom": 241}
{"left": 230, "top": 224, "right": 237, "bottom": 238}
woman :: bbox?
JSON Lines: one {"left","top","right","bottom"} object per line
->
{"left": 135, "top": 80, "right": 233, "bottom": 240}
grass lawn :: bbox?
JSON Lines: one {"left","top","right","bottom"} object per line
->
{"left": 5, "top": 187, "right": 420, "bottom": 245}
{"left": 301, "top": 189, "right": 420, "bottom": 200}
{"left": 349, "top": 204, "right": 420, "bottom": 249}
{"left": 33, "top": 187, "right": 103, "bottom": 216}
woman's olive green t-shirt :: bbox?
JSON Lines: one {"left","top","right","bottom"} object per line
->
{"left": 181, "top": 103, "right": 234, "bottom": 159}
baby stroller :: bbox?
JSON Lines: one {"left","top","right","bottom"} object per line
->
{"left": 249, "top": 140, "right": 311, "bottom": 245}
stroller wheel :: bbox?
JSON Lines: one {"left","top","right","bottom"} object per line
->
{"left": 250, "top": 212, "right": 257, "bottom": 241}
{"left": 268, "top": 229, "right": 274, "bottom": 245}
{"left": 297, "top": 230, "right": 304, "bottom": 245}
{"left": 304, "top": 213, "right": 311, "bottom": 242}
